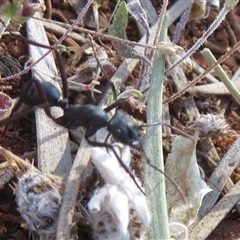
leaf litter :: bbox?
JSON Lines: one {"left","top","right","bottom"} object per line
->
{"left": 1, "top": 0, "right": 240, "bottom": 239}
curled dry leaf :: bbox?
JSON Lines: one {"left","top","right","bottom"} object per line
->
{"left": 126, "top": 0, "right": 150, "bottom": 43}
{"left": 78, "top": 49, "right": 116, "bottom": 82}
{"left": 189, "top": 0, "right": 207, "bottom": 20}
{"left": 165, "top": 132, "right": 212, "bottom": 239}
{"left": 0, "top": 92, "right": 13, "bottom": 120}
{"left": 157, "top": 42, "right": 193, "bottom": 74}
{"left": 157, "top": 42, "right": 185, "bottom": 55}
{"left": 127, "top": 95, "right": 146, "bottom": 113}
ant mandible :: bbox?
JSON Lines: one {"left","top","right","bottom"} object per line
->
{"left": 0, "top": 34, "right": 184, "bottom": 199}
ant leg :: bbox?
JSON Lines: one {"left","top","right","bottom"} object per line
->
{"left": 24, "top": 78, "right": 53, "bottom": 118}
{"left": 103, "top": 98, "right": 125, "bottom": 113}
{"left": 1, "top": 77, "right": 50, "bottom": 136}
{"left": 0, "top": 102, "right": 50, "bottom": 129}
{"left": 102, "top": 81, "right": 131, "bottom": 113}
{"left": 95, "top": 81, "right": 118, "bottom": 106}
{"left": 86, "top": 137, "right": 145, "bottom": 195}
{"left": 1, "top": 35, "right": 71, "bottom": 136}
{"left": 9, "top": 33, "right": 69, "bottom": 101}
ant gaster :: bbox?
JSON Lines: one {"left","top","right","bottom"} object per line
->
{"left": 0, "top": 35, "right": 184, "bottom": 200}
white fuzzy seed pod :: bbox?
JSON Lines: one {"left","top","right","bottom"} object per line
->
{"left": 16, "top": 171, "right": 63, "bottom": 237}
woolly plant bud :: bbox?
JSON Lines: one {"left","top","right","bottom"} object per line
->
{"left": 16, "top": 171, "right": 64, "bottom": 237}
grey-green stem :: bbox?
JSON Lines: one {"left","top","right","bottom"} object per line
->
{"left": 145, "top": 16, "right": 169, "bottom": 239}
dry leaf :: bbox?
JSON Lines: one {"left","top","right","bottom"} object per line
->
{"left": 165, "top": 132, "right": 212, "bottom": 238}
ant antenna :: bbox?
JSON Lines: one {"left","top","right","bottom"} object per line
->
{"left": 142, "top": 147, "right": 186, "bottom": 203}
{"left": 141, "top": 121, "right": 195, "bottom": 142}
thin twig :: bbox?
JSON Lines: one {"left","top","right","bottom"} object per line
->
{"left": 164, "top": 40, "right": 240, "bottom": 104}
{"left": 1, "top": 0, "right": 93, "bottom": 81}
{"left": 165, "top": 1, "right": 237, "bottom": 75}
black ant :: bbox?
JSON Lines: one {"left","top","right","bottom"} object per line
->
{"left": 0, "top": 34, "right": 185, "bottom": 200}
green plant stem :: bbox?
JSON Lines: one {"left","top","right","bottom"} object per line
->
{"left": 201, "top": 48, "right": 240, "bottom": 105}
{"left": 145, "top": 16, "right": 169, "bottom": 239}
{"left": 117, "top": 89, "right": 143, "bottom": 99}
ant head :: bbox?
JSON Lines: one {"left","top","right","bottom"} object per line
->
{"left": 107, "top": 111, "right": 144, "bottom": 150}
